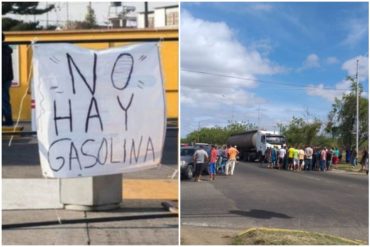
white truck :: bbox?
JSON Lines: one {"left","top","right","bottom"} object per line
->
{"left": 227, "top": 129, "right": 286, "bottom": 162}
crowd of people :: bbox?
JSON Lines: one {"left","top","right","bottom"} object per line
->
{"left": 192, "top": 144, "right": 239, "bottom": 182}
{"left": 264, "top": 145, "right": 368, "bottom": 174}
{"left": 192, "top": 144, "right": 369, "bottom": 182}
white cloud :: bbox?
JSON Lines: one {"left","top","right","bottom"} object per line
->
{"left": 180, "top": 13, "right": 282, "bottom": 110}
{"left": 180, "top": 11, "right": 285, "bottom": 136}
{"left": 341, "top": 18, "right": 368, "bottom": 47}
{"left": 306, "top": 82, "right": 349, "bottom": 102}
{"left": 298, "top": 54, "right": 320, "bottom": 71}
{"left": 305, "top": 55, "right": 368, "bottom": 102}
{"left": 341, "top": 55, "right": 369, "bottom": 82}
{"left": 181, "top": 11, "right": 284, "bottom": 77}
{"left": 250, "top": 4, "right": 273, "bottom": 12}
{"left": 326, "top": 56, "right": 339, "bottom": 65}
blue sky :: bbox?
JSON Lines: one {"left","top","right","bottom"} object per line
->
{"left": 180, "top": 2, "right": 368, "bottom": 137}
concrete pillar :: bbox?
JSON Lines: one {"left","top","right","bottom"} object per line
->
{"left": 60, "top": 174, "right": 122, "bottom": 211}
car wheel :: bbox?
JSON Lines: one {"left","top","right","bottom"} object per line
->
{"left": 186, "top": 165, "right": 193, "bottom": 179}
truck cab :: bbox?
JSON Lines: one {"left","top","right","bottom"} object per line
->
{"left": 258, "top": 132, "right": 286, "bottom": 155}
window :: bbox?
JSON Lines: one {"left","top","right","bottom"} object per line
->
{"left": 148, "top": 16, "right": 154, "bottom": 28}
{"left": 266, "top": 136, "right": 285, "bottom": 145}
{"left": 261, "top": 136, "right": 266, "bottom": 143}
{"left": 166, "top": 11, "right": 178, "bottom": 26}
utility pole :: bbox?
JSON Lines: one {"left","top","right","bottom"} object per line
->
{"left": 144, "top": 2, "right": 149, "bottom": 28}
{"left": 257, "top": 105, "right": 261, "bottom": 130}
{"left": 356, "top": 59, "right": 359, "bottom": 162}
{"left": 198, "top": 122, "right": 200, "bottom": 143}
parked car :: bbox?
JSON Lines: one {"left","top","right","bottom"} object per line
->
{"left": 180, "top": 145, "right": 211, "bottom": 179}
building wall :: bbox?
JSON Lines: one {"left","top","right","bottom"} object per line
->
{"left": 4, "top": 29, "right": 178, "bottom": 123}
{"left": 137, "top": 6, "right": 178, "bottom": 28}
{"left": 137, "top": 14, "right": 144, "bottom": 28}
{"left": 154, "top": 8, "right": 166, "bottom": 28}
{"left": 137, "top": 13, "right": 154, "bottom": 29}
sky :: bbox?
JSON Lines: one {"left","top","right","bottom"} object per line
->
{"left": 180, "top": 2, "right": 369, "bottom": 138}
{"left": 5, "top": 2, "right": 176, "bottom": 27}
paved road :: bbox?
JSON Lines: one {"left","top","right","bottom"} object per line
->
{"left": 181, "top": 161, "right": 368, "bottom": 242}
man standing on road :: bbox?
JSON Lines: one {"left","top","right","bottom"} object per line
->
{"left": 304, "top": 145, "right": 313, "bottom": 171}
{"left": 320, "top": 147, "right": 327, "bottom": 171}
{"left": 193, "top": 145, "right": 209, "bottom": 182}
{"left": 226, "top": 145, "right": 239, "bottom": 175}
{"left": 288, "top": 146, "right": 294, "bottom": 171}
{"left": 326, "top": 148, "right": 333, "bottom": 171}
{"left": 298, "top": 147, "right": 305, "bottom": 171}
{"left": 360, "top": 149, "right": 368, "bottom": 174}
{"left": 293, "top": 147, "right": 299, "bottom": 171}
{"left": 278, "top": 146, "right": 286, "bottom": 169}
{"left": 209, "top": 145, "right": 218, "bottom": 181}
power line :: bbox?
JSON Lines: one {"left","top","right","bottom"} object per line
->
{"left": 181, "top": 68, "right": 352, "bottom": 91}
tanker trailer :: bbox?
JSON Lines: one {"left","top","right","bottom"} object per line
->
{"left": 227, "top": 130, "right": 286, "bottom": 161}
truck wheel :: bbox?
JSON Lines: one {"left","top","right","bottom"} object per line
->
{"left": 186, "top": 165, "right": 193, "bottom": 179}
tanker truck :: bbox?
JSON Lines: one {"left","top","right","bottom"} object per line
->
{"left": 227, "top": 130, "right": 286, "bottom": 162}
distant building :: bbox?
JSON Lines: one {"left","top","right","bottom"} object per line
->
{"left": 137, "top": 5, "right": 178, "bottom": 28}
{"left": 107, "top": 3, "right": 137, "bottom": 28}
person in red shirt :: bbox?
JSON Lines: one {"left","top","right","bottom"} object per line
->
{"left": 209, "top": 145, "right": 218, "bottom": 181}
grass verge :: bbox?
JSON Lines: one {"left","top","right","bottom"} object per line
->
{"left": 333, "top": 163, "right": 364, "bottom": 173}
{"left": 232, "top": 227, "right": 364, "bottom": 245}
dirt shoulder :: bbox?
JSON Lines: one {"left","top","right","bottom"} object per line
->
{"left": 181, "top": 226, "right": 365, "bottom": 245}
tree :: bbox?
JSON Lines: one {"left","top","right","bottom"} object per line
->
{"left": 64, "top": 4, "right": 98, "bottom": 30}
{"left": 182, "top": 121, "right": 257, "bottom": 145}
{"left": 280, "top": 117, "right": 322, "bottom": 147}
{"left": 2, "top": 2, "right": 55, "bottom": 31}
{"left": 326, "top": 77, "right": 368, "bottom": 149}
{"left": 84, "top": 3, "right": 97, "bottom": 28}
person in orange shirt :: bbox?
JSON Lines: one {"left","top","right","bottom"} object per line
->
{"left": 209, "top": 145, "right": 218, "bottom": 181}
{"left": 226, "top": 145, "right": 239, "bottom": 175}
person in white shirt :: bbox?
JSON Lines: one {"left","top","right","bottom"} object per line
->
{"left": 304, "top": 145, "right": 313, "bottom": 170}
{"left": 278, "top": 147, "right": 286, "bottom": 169}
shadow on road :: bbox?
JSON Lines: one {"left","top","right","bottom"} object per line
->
{"left": 230, "top": 209, "right": 292, "bottom": 219}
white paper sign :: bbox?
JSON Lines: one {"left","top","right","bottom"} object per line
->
{"left": 32, "top": 43, "right": 166, "bottom": 178}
